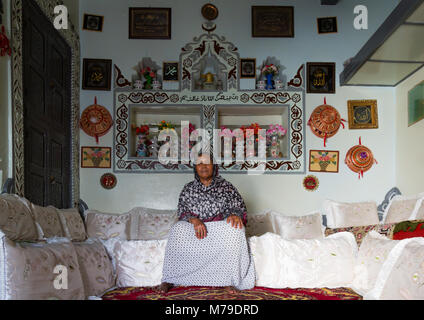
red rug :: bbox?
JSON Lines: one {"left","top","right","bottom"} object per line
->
{"left": 102, "top": 286, "right": 362, "bottom": 300}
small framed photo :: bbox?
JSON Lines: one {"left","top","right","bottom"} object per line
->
{"left": 82, "top": 58, "right": 112, "bottom": 91}
{"left": 309, "top": 150, "right": 339, "bottom": 173}
{"left": 129, "top": 8, "right": 171, "bottom": 39}
{"left": 307, "top": 62, "right": 336, "bottom": 94}
{"left": 252, "top": 6, "right": 294, "bottom": 38}
{"left": 347, "top": 100, "right": 379, "bottom": 129}
{"left": 240, "top": 58, "right": 256, "bottom": 78}
{"left": 163, "top": 62, "right": 179, "bottom": 81}
{"left": 317, "top": 17, "right": 338, "bottom": 34}
{"left": 82, "top": 14, "right": 104, "bottom": 32}
{"left": 408, "top": 80, "right": 424, "bottom": 127}
{"left": 81, "top": 147, "right": 111, "bottom": 168}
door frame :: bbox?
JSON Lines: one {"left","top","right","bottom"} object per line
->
{"left": 11, "top": 0, "right": 80, "bottom": 207}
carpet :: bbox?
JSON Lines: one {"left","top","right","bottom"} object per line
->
{"left": 101, "top": 286, "right": 362, "bottom": 300}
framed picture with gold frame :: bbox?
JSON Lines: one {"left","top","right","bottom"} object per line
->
{"left": 129, "top": 7, "right": 171, "bottom": 39}
{"left": 347, "top": 100, "right": 378, "bottom": 129}
{"left": 309, "top": 150, "right": 339, "bottom": 173}
{"left": 81, "top": 147, "right": 111, "bottom": 168}
{"left": 240, "top": 58, "right": 256, "bottom": 78}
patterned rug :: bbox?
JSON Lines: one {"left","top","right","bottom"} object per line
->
{"left": 101, "top": 286, "right": 362, "bottom": 300}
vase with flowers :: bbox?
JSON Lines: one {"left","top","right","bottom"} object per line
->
{"left": 262, "top": 64, "right": 279, "bottom": 90}
{"left": 266, "top": 124, "right": 287, "bottom": 158}
{"left": 240, "top": 123, "right": 266, "bottom": 158}
{"left": 140, "top": 67, "right": 156, "bottom": 90}
{"left": 134, "top": 125, "right": 150, "bottom": 157}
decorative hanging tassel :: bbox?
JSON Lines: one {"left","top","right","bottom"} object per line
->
{"left": 324, "top": 97, "right": 327, "bottom": 105}
{"left": 359, "top": 136, "right": 362, "bottom": 145}
{"left": 374, "top": 159, "right": 378, "bottom": 164}
{"left": 361, "top": 170, "right": 364, "bottom": 178}
{"left": 340, "top": 118, "right": 347, "bottom": 129}
{"left": 94, "top": 96, "right": 97, "bottom": 105}
{"left": 323, "top": 133, "right": 327, "bottom": 147}
{"left": 95, "top": 134, "right": 99, "bottom": 144}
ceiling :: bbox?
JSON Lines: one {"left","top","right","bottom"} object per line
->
{"left": 340, "top": 0, "right": 424, "bottom": 87}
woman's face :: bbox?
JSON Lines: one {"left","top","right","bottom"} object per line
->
{"left": 195, "top": 154, "right": 214, "bottom": 180}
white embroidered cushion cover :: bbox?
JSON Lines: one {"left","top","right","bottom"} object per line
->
{"left": 112, "top": 239, "right": 167, "bottom": 287}
{"left": 245, "top": 211, "right": 274, "bottom": 237}
{"left": 84, "top": 210, "right": 132, "bottom": 240}
{"left": 382, "top": 192, "right": 424, "bottom": 223}
{"left": 128, "top": 207, "right": 178, "bottom": 240}
{"left": 270, "top": 211, "right": 324, "bottom": 239}
{"left": 56, "top": 208, "right": 87, "bottom": 241}
{"left": 350, "top": 231, "right": 399, "bottom": 296}
{"left": 0, "top": 194, "right": 39, "bottom": 241}
{"left": 248, "top": 231, "right": 357, "bottom": 288}
{"left": 364, "top": 236, "right": 424, "bottom": 300}
{"left": 415, "top": 198, "right": 424, "bottom": 220}
{"left": 30, "top": 204, "right": 64, "bottom": 239}
{"left": 323, "top": 199, "right": 379, "bottom": 228}
{"left": 0, "top": 236, "right": 85, "bottom": 300}
{"left": 73, "top": 239, "right": 115, "bottom": 297}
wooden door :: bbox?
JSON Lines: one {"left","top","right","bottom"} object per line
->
{"left": 23, "top": 0, "right": 72, "bottom": 208}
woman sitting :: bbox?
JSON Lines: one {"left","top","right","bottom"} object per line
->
{"left": 157, "top": 153, "right": 255, "bottom": 293}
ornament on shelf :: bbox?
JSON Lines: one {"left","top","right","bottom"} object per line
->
{"left": 308, "top": 97, "right": 347, "bottom": 147}
{"left": 345, "top": 136, "right": 377, "bottom": 179}
{"left": 79, "top": 97, "right": 113, "bottom": 144}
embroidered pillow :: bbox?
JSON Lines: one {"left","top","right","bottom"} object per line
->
{"left": 85, "top": 210, "right": 132, "bottom": 240}
{"left": 325, "top": 222, "right": 396, "bottom": 246}
{"left": 392, "top": 220, "right": 424, "bottom": 240}
{"left": 30, "top": 204, "right": 64, "bottom": 239}
{"left": 57, "top": 208, "right": 87, "bottom": 241}
{"left": 270, "top": 211, "right": 324, "bottom": 239}
{"left": 323, "top": 199, "right": 379, "bottom": 228}
{"left": 245, "top": 211, "right": 274, "bottom": 237}
{"left": 382, "top": 193, "right": 424, "bottom": 223}
{"left": 0, "top": 194, "right": 39, "bottom": 242}
{"left": 128, "top": 207, "right": 178, "bottom": 240}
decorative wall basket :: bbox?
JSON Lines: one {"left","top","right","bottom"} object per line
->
{"left": 308, "top": 98, "right": 346, "bottom": 147}
{"left": 80, "top": 97, "right": 113, "bottom": 144}
{"left": 345, "top": 137, "right": 377, "bottom": 179}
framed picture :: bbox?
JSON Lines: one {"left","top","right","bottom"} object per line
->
{"left": 82, "top": 58, "right": 112, "bottom": 91}
{"left": 163, "top": 62, "right": 179, "bottom": 81}
{"left": 408, "top": 80, "right": 424, "bottom": 127}
{"left": 347, "top": 100, "right": 379, "bottom": 129}
{"left": 82, "top": 14, "right": 104, "bottom": 32}
{"left": 129, "top": 8, "right": 171, "bottom": 39}
{"left": 317, "top": 17, "right": 338, "bottom": 34}
{"left": 240, "top": 58, "right": 256, "bottom": 78}
{"left": 81, "top": 147, "right": 111, "bottom": 168}
{"left": 306, "top": 62, "right": 336, "bottom": 94}
{"left": 252, "top": 6, "right": 294, "bottom": 38}
{"left": 309, "top": 150, "right": 339, "bottom": 173}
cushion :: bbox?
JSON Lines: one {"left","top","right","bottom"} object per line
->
{"left": 30, "top": 204, "right": 64, "bottom": 239}
{"left": 245, "top": 211, "right": 274, "bottom": 237}
{"left": 84, "top": 210, "right": 132, "bottom": 240}
{"left": 323, "top": 199, "right": 379, "bottom": 228}
{"left": 73, "top": 239, "right": 115, "bottom": 297}
{"left": 0, "top": 194, "right": 39, "bottom": 242}
{"left": 364, "top": 236, "right": 424, "bottom": 300}
{"left": 57, "top": 208, "right": 87, "bottom": 241}
{"left": 248, "top": 231, "right": 358, "bottom": 288}
{"left": 0, "top": 236, "right": 85, "bottom": 300}
{"left": 392, "top": 220, "right": 424, "bottom": 240}
{"left": 270, "top": 211, "right": 324, "bottom": 240}
{"left": 382, "top": 193, "right": 424, "bottom": 224}
{"left": 325, "top": 222, "right": 397, "bottom": 246}
{"left": 128, "top": 207, "right": 178, "bottom": 240}
{"left": 112, "top": 239, "right": 167, "bottom": 287}
{"left": 350, "top": 231, "right": 399, "bottom": 295}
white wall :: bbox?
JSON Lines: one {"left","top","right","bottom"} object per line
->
{"left": 395, "top": 67, "right": 424, "bottom": 196}
{"left": 78, "top": 0, "right": 401, "bottom": 214}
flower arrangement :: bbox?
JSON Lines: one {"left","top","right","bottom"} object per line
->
{"left": 139, "top": 66, "right": 156, "bottom": 89}
{"left": 311, "top": 151, "right": 337, "bottom": 167}
{"left": 84, "top": 148, "right": 110, "bottom": 167}
{"left": 158, "top": 120, "right": 175, "bottom": 131}
{"left": 135, "top": 125, "right": 149, "bottom": 135}
{"left": 240, "top": 123, "right": 266, "bottom": 141}
{"left": 261, "top": 64, "right": 279, "bottom": 76}
{"left": 219, "top": 126, "right": 235, "bottom": 138}
{"left": 266, "top": 124, "right": 287, "bottom": 138}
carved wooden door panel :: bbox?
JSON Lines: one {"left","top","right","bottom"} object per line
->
{"left": 23, "top": 0, "right": 72, "bottom": 208}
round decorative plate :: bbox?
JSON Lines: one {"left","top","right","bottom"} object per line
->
{"left": 201, "top": 3, "right": 219, "bottom": 21}
{"left": 303, "top": 175, "right": 319, "bottom": 192}
{"left": 308, "top": 104, "right": 341, "bottom": 141}
{"left": 345, "top": 138, "right": 376, "bottom": 178}
{"left": 80, "top": 99, "right": 113, "bottom": 143}
{"left": 100, "top": 173, "right": 117, "bottom": 189}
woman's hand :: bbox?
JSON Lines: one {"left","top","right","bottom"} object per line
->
{"left": 189, "top": 218, "right": 207, "bottom": 239}
{"left": 227, "top": 214, "right": 243, "bottom": 229}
